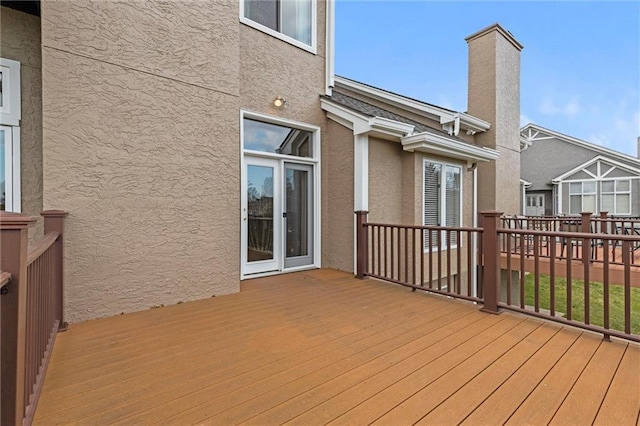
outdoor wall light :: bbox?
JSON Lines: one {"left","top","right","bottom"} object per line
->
{"left": 273, "top": 96, "right": 286, "bottom": 108}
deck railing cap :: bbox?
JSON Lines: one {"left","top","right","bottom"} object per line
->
{"left": 40, "top": 210, "right": 69, "bottom": 218}
{"left": 0, "top": 211, "right": 37, "bottom": 229}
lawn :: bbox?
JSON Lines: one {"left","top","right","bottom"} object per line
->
{"left": 523, "top": 274, "right": 640, "bottom": 335}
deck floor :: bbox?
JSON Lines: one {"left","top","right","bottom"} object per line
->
{"left": 35, "top": 269, "right": 639, "bottom": 425}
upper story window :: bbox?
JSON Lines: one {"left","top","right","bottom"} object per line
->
{"left": 241, "top": 0, "right": 316, "bottom": 53}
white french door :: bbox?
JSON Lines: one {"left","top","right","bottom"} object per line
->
{"left": 242, "top": 157, "right": 314, "bottom": 276}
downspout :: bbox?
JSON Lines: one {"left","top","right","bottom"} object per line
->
{"left": 469, "top": 163, "right": 478, "bottom": 298}
{"left": 325, "top": 0, "right": 335, "bottom": 95}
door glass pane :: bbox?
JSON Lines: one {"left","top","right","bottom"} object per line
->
{"left": 247, "top": 165, "right": 274, "bottom": 262}
{"left": 285, "top": 168, "right": 308, "bottom": 258}
{"left": 0, "top": 129, "right": 5, "bottom": 210}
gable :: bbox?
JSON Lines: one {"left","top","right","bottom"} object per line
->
{"left": 554, "top": 156, "right": 640, "bottom": 182}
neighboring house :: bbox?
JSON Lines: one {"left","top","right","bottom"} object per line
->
{"left": 1, "top": 1, "right": 522, "bottom": 322}
{"left": 521, "top": 123, "right": 640, "bottom": 216}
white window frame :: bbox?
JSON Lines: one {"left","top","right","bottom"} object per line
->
{"left": 0, "top": 57, "right": 21, "bottom": 212}
{"left": 1, "top": 126, "right": 21, "bottom": 212}
{"left": 601, "top": 179, "right": 631, "bottom": 216}
{"left": 0, "top": 58, "right": 21, "bottom": 126}
{"left": 422, "top": 158, "right": 463, "bottom": 251}
{"left": 239, "top": 0, "right": 317, "bottom": 54}
{"left": 569, "top": 181, "right": 597, "bottom": 215}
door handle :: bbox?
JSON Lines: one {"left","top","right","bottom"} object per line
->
{"left": 283, "top": 212, "right": 287, "bottom": 218}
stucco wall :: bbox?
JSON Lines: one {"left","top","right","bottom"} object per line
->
{"left": 322, "top": 120, "right": 353, "bottom": 272}
{"left": 38, "top": 0, "right": 317, "bottom": 323}
{"left": 0, "top": 7, "right": 43, "bottom": 239}
{"left": 41, "top": 0, "right": 328, "bottom": 322}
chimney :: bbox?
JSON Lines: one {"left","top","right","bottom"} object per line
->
{"left": 466, "top": 24, "right": 523, "bottom": 215}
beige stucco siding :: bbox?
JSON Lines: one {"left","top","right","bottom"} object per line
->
{"left": 40, "top": 0, "right": 329, "bottom": 322}
{"left": 40, "top": 0, "right": 244, "bottom": 322}
{"left": 1, "top": 7, "right": 43, "bottom": 239}
{"left": 322, "top": 120, "right": 353, "bottom": 272}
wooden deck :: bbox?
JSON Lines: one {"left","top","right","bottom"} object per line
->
{"left": 34, "top": 269, "right": 639, "bottom": 425}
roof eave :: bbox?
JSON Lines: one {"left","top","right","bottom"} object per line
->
{"left": 401, "top": 132, "right": 500, "bottom": 163}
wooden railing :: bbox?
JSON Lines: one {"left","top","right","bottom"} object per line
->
{"left": 502, "top": 213, "right": 640, "bottom": 266}
{"left": 1, "top": 210, "right": 68, "bottom": 426}
{"left": 356, "top": 212, "right": 483, "bottom": 303}
{"left": 356, "top": 211, "right": 639, "bottom": 343}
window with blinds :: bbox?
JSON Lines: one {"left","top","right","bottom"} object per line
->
{"left": 423, "top": 160, "right": 462, "bottom": 249}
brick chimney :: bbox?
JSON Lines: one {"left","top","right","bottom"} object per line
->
{"left": 466, "top": 24, "right": 523, "bottom": 215}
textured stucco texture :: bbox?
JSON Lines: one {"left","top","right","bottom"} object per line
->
{"left": 467, "top": 27, "right": 522, "bottom": 215}
{"left": 1, "top": 7, "right": 43, "bottom": 239}
{"left": 40, "top": 0, "right": 329, "bottom": 322}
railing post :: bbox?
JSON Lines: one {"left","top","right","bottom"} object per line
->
{"left": 581, "top": 212, "right": 591, "bottom": 265}
{"left": 0, "top": 212, "right": 36, "bottom": 426}
{"left": 480, "top": 211, "right": 503, "bottom": 314}
{"left": 41, "top": 210, "right": 69, "bottom": 331}
{"left": 599, "top": 211, "right": 608, "bottom": 234}
{"left": 355, "top": 211, "right": 369, "bottom": 279}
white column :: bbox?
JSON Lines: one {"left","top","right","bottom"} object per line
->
{"left": 353, "top": 134, "right": 369, "bottom": 273}
{"left": 354, "top": 134, "right": 369, "bottom": 211}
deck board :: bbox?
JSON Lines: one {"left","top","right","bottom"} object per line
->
{"left": 33, "top": 269, "right": 639, "bottom": 425}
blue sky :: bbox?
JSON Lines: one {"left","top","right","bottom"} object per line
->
{"left": 335, "top": 1, "right": 640, "bottom": 156}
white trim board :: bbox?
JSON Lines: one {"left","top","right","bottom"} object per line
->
{"left": 552, "top": 155, "right": 640, "bottom": 182}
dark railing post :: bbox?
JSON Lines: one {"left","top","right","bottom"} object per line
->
{"left": 41, "top": 210, "right": 69, "bottom": 331}
{"left": 581, "top": 212, "right": 591, "bottom": 265}
{"left": 0, "top": 212, "right": 36, "bottom": 426}
{"left": 599, "top": 211, "right": 609, "bottom": 234}
{"left": 480, "top": 211, "right": 503, "bottom": 314}
{"left": 355, "top": 211, "right": 369, "bottom": 279}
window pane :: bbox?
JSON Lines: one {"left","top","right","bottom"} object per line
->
{"left": 616, "top": 180, "right": 630, "bottom": 192}
{"left": 0, "top": 129, "right": 5, "bottom": 211}
{"left": 244, "top": 0, "right": 278, "bottom": 31}
{"left": 445, "top": 165, "right": 461, "bottom": 227}
{"left": 616, "top": 194, "right": 630, "bottom": 214}
{"left": 569, "top": 182, "right": 581, "bottom": 194}
{"left": 281, "top": 0, "right": 312, "bottom": 45}
{"left": 570, "top": 195, "right": 581, "bottom": 214}
{"left": 601, "top": 180, "right": 614, "bottom": 193}
{"left": 601, "top": 194, "right": 614, "bottom": 213}
{"left": 583, "top": 195, "right": 596, "bottom": 213}
{"left": 243, "top": 118, "right": 313, "bottom": 157}
{"left": 424, "top": 161, "right": 441, "bottom": 248}
{"left": 583, "top": 181, "right": 596, "bottom": 193}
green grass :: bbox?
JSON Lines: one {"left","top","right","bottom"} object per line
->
{"left": 523, "top": 274, "right": 640, "bottom": 335}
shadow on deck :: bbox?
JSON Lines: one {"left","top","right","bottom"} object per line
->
{"left": 34, "top": 269, "right": 639, "bottom": 425}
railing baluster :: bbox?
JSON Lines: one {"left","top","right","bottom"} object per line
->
{"left": 506, "top": 232, "right": 512, "bottom": 305}
{"left": 550, "top": 238, "right": 556, "bottom": 317}
{"left": 623, "top": 241, "right": 631, "bottom": 335}
{"left": 446, "top": 230, "right": 452, "bottom": 292}
{"left": 567, "top": 246, "right": 573, "bottom": 321}
{"left": 534, "top": 234, "right": 540, "bottom": 313}
{"left": 603, "top": 237, "right": 610, "bottom": 340}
